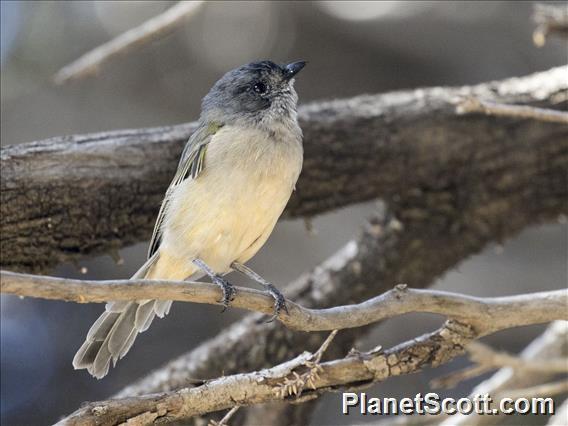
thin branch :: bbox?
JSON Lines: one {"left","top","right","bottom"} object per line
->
{"left": 456, "top": 97, "right": 568, "bottom": 124}
{"left": 2, "top": 270, "right": 566, "bottom": 334}
{"left": 311, "top": 330, "right": 338, "bottom": 363}
{"left": 57, "top": 314, "right": 564, "bottom": 425}
{"left": 209, "top": 406, "right": 240, "bottom": 426}
{"left": 274, "top": 330, "right": 337, "bottom": 399}
{"left": 53, "top": 1, "right": 203, "bottom": 84}
{"left": 533, "top": 3, "right": 568, "bottom": 47}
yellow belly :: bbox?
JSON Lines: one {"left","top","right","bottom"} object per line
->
{"left": 148, "top": 125, "right": 302, "bottom": 280}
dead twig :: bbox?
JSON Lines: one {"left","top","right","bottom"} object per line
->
{"left": 54, "top": 1, "right": 203, "bottom": 84}
{"left": 209, "top": 406, "right": 240, "bottom": 426}
{"left": 456, "top": 97, "right": 568, "bottom": 124}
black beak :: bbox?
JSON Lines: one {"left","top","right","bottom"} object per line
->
{"left": 284, "top": 61, "right": 306, "bottom": 80}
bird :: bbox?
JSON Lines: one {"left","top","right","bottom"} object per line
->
{"left": 73, "top": 60, "right": 306, "bottom": 379}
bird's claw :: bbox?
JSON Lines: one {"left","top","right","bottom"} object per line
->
{"left": 265, "top": 283, "right": 288, "bottom": 323}
{"left": 213, "top": 276, "right": 236, "bottom": 312}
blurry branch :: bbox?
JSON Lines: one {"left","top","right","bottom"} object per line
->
{"left": 59, "top": 312, "right": 566, "bottom": 425}
{"left": 533, "top": 3, "right": 568, "bottom": 47}
{"left": 432, "top": 340, "right": 568, "bottom": 389}
{"left": 53, "top": 1, "right": 203, "bottom": 84}
{"left": 439, "top": 321, "right": 568, "bottom": 426}
{"left": 209, "top": 406, "right": 240, "bottom": 426}
{"left": 464, "top": 341, "right": 568, "bottom": 373}
{"left": 377, "top": 322, "right": 568, "bottom": 426}
{"left": 497, "top": 380, "right": 568, "bottom": 400}
{"left": 456, "top": 97, "right": 568, "bottom": 124}
{"left": 2, "top": 66, "right": 567, "bottom": 273}
{"left": 3, "top": 270, "right": 566, "bottom": 333}
{"left": 548, "top": 398, "right": 568, "bottom": 426}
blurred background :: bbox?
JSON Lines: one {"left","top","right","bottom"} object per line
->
{"left": 1, "top": 1, "right": 566, "bottom": 425}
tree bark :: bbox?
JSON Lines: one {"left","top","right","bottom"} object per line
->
{"left": 58, "top": 313, "right": 566, "bottom": 425}
{"left": 1, "top": 67, "right": 566, "bottom": 272}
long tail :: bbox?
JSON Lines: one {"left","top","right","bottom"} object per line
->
{"left": 72, "top": 253, "right": 173, "bottom": 379}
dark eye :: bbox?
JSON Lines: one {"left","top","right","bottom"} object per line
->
{"left": 253, "top": 82, "right": 268, "bottom": 94}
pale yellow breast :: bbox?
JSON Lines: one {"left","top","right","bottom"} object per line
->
{"left": 157, "top": 125, "right": 302, "bottom": 275}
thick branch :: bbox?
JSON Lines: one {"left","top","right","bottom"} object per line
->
{"left": 2, "top": 67, "right": 567, "bottom": 272}
{"left": 2, "top": 271, "right": 566, "bottom": 334}
{"left": 53, "top": 1, "right": 204, "bottom": 84}
{"left": 59, "top": 311, "right": 564, "bottom": 425}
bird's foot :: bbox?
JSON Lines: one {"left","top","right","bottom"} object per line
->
{"left": 212, "top": 276, "right": 236, "bottom": 312}
{"left": 265, "top": 283, "right": 288, "bottom": 323}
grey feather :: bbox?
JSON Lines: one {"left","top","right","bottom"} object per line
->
{"left": 86, "top": 311, "right": 120, "bottom": 341}
{"left": 138, "top": 310, "right": 156, "bottom": 333}
{"left": 90, "top": 336, "right": 113, "bottom": 379}
{"left": 107, "top": 303, "right": 138, "bottom": 357}
{"left": 118, "top": 328, "right": 138, "bottom": 361}
{"left": 154, "top": 300, "right": 173, "bottom": 318}
{"left": 72, "top": 254, "right": 187, "bottom": 378}
{"left": 72, "top": 339, "right": 103, "bottom": 369}
{"left": 105, "top": 301, "right": 129, "bottom": 312}
{"left": 72, "top": 252, "right": 165, "bottom": 378}
{"left": 134, "top": 301, "right": 155, "bottom": 330}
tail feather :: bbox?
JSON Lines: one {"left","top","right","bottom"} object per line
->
{"left": 73, "top": 339, "right": 103, "bottom": 369}
{"left": 72, "top": 252, "right": 177, "bottom": 379}
{"left": 73, "top": 253, "right": 202, "bottom": 379}
{"left": 91, "top": 337, "right": 113, "bottom": 378}
{"left": 138, "top": 311, "right": 156, "bottom": 333}
{"left": 119, "top": 328, "right": 138, "bottom": 360}
{"left": 107, "top": 303, "right": 138, "bottom": 356}
{"left": 154, "top": 300, "right": 173, "bottom": 318}
{"left": 105, "top": 301, "right": 129, "bottom": 312}
{"left": 86, "top": 311, "right": 119, "bottom": 341}
{"left": 134, "top": 300, "right": 155, "bottom": 329}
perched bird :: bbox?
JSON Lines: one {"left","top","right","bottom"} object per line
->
{"left": 73, "top": 60, "right": 306, "bottom": 378}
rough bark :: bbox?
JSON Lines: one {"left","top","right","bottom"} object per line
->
{"left": 1, "top": 67, "right": 566, "bottom": 272}
{"left": 56, "top": 322, "right": 479, "bottom": 425}
{"left": 59, "top": 311, "right": 566, "bottom": 425}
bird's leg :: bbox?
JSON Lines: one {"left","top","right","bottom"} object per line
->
{"left": 231, "top": 261, "right": 288, "bottom": 321}
{"left": 193, "top": 259, "right": 236, "bottom": 311}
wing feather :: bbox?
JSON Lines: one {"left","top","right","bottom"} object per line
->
{"left": 147, "top": 122, "right": 222, "bottom": 258}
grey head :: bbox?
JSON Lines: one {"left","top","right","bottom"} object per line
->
{"left": 201, "top": 60, "right": 306, "bottom": 128}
